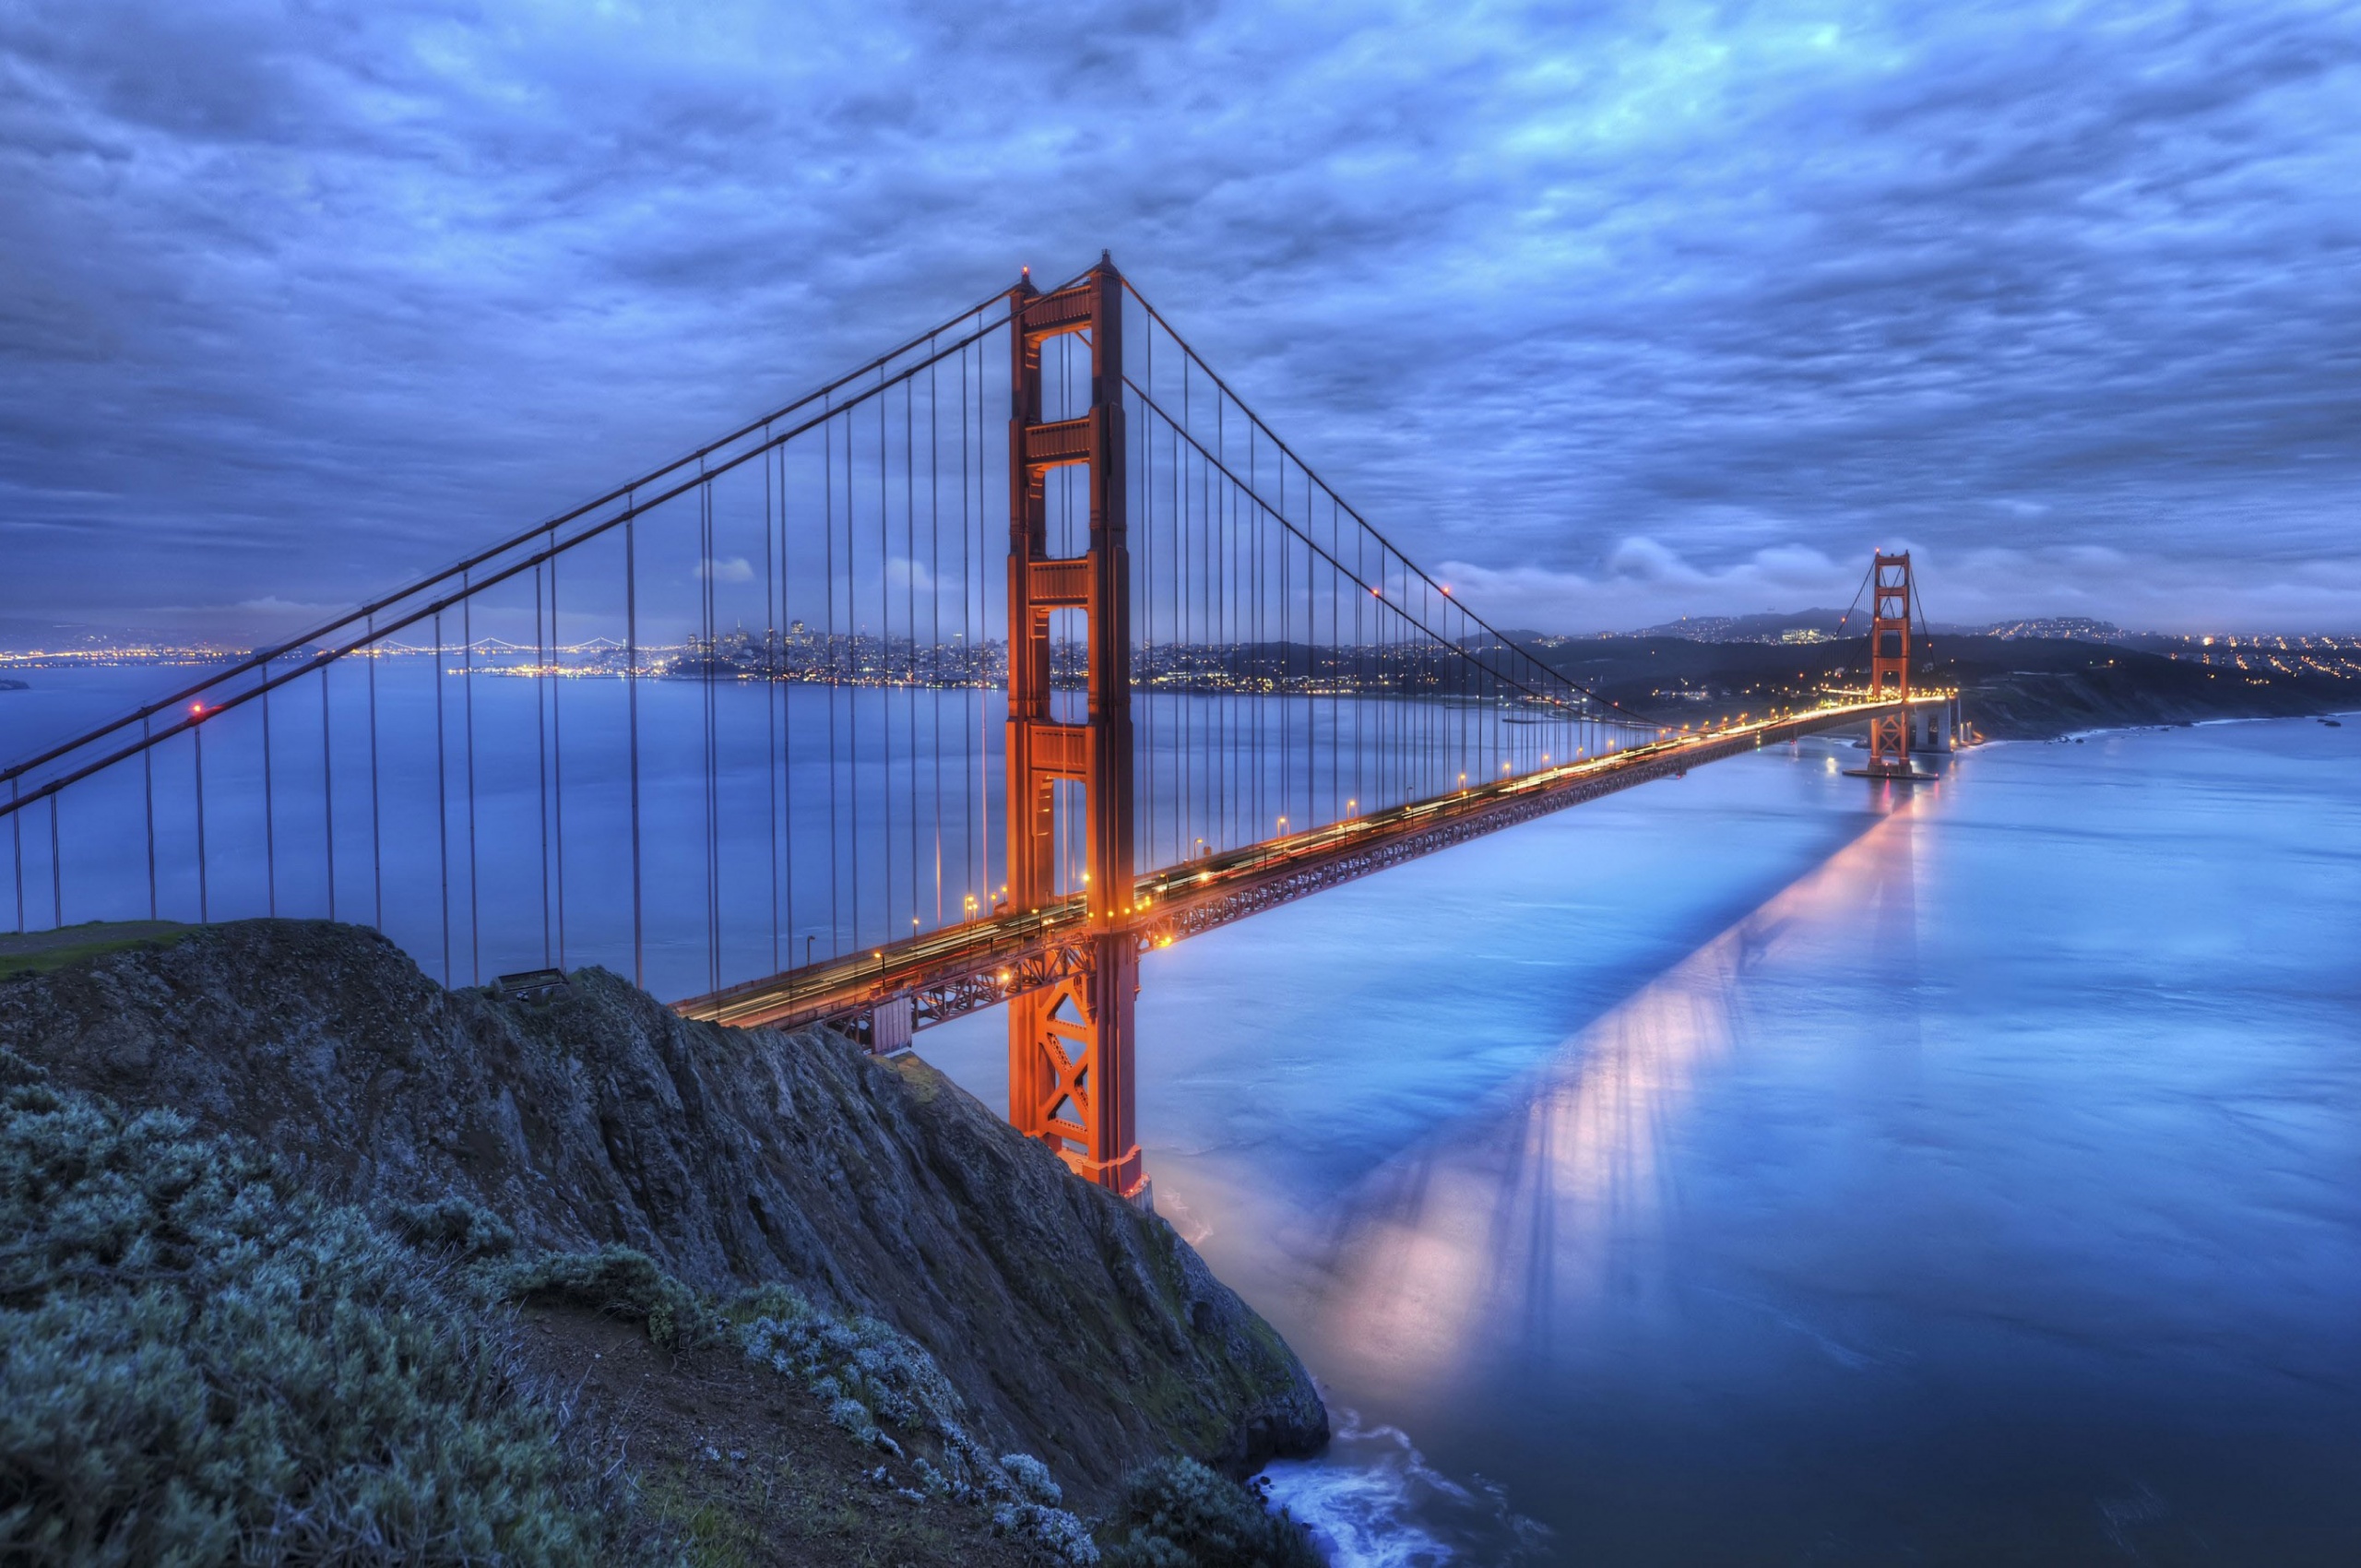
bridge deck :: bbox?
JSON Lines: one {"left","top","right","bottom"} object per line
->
{"left": 676, "top": 696, "right": 1946, "bottom": 1035}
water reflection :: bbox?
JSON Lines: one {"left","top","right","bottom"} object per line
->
{"left": 927, "top": 724, "right": 2361, "bottom": 1562}
{"left": 1304, "top": 793, "right": 1928, "bottom": 1408}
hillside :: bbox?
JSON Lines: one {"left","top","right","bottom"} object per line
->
{"left": 1533, "top": 634, "right": 2355, "bottom": 739}
{"left": 0, "top": 920, "right": 1328, "bottom": 1562}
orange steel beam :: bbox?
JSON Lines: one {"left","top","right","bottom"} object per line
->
{"left": 678, "top": 695, "right": 1945, "bottom": 1038}
{"left": 1000, "top": 255, "right": 1142, "bottom": 1198}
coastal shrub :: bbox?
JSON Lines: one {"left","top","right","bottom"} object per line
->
{"left": 1098, "top": 1457, "right": 1322, "bottom": 1568}
{"left": 740, "top": 1291, "right": 964, "bottom": 1433}
{"left": 994, "top": 1498, "right": 1103, "bottom": 1564}
{"left": 739, "top": 1295, "right": 1102, "bottom": 1562}
{"left": 391, "top": 1193, "right": 518, "bottom": 1259}
{"left": 1001, "top": 1451, "right": 1062, "bottom": 1507}
{"left": 494, "top": 1244, "right": 715, "bottom": 1350}
{"left": 0, "top": 1074, "right": 623, "bottom": 1565}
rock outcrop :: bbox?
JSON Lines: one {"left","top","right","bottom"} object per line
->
{"left": 0, "top": 920, "right": 1326, "bottom": 1506}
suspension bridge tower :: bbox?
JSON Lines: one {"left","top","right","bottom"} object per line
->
{"left": 1003, "top": 254, "right": 1145, "bottom": 1201}
{"left": 1865, "top": 550, "right": 1917, "bottom": 778}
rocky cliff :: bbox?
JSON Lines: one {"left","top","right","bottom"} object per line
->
{"left": 0, "top": 919, "right": 1325, "bottom": 1509}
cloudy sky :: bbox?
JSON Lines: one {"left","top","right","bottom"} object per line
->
{"left": 2, "top": 0, "right": 2356, "bottom": 643}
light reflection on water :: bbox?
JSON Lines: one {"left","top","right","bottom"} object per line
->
{"left": 927, "top": 719, "right": 2361, "bottom": 1565}
{"left": 1307, "top": 803, "right": 1923, "bottom": 1410}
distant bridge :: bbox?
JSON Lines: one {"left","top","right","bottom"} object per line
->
{"left": 1, "top": 255, "right": 1948, "bottom": 1201}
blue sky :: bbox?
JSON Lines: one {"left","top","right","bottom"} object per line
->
{"left": 2, "top": 0, "right": 2356, "bottom": 642}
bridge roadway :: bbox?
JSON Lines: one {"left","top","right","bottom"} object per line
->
{"left": 677, "top": 695, "right": 1948, "bottom": 1037}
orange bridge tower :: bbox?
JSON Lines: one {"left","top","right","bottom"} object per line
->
{"left": 1003, "top": 255, "right": 1145, "bottom": 1201}
{"left": 1866, "top": 550, "right": 1916, "bottom": 778}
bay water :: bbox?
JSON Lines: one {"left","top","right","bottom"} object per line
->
{"left": 926, "top": 717, "right": 2361, "bottom": 1565}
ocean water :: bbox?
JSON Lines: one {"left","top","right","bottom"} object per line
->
{"left": 922, "top": 717, "right": 2361, "bottom": 1565}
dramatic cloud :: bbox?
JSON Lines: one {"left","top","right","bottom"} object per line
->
{"left": 1, "top": 0, "right": 2356, "bottom": 641}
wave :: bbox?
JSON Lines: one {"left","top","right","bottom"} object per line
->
{"left": 1260, "top": 1407, "right": 1549, "bottom": 1567}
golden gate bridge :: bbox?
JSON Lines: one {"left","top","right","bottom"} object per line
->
{"left": 0, "top": 255, "right": 1946, "bottom": 1202}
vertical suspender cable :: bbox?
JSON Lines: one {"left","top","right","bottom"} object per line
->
{"left": 142, "top": 716, "right": 157, "bottom": 920}
{"left": 873, "top": 381, "right": 886, "bottom": 939}
{"left": 930, "top": 350, "right": 943, "bottom": 929}
{"left": 434, "top": 613, "right": 450, "bottom": 983}
{"left": 955, "top": 335, "right": 970, "bottom": 912}
{"left": 826, "top": 409, "right": 841, "bottom": 956}
{"left": 536, "top": 563, "right": 550, "bottom": 966}
{"left": 194, "top": 727, "right": 208, "bottom": 924}
{"left": 1180, "top": 351, "right": 1192, "bottom": 858}
{"left": 367, "top": 613, "right": 382, "bottom": 932}
{"left": 789, "top": 432, "right": 807, "bottom": 968}
{"left": 261, "top": 654, "right": 277, "bottom": 916}
{"left": 701, "top": 471, "right": 719, "bottom": 997}
{"left": 464, "top": 579, "right": 479, "bottom": 985}
{"left": 962, "top": 335, "right": 975, "bottom": 909}
{"left": 1135, "top": 369, "right": 1148, "bottom": 865}
{"left": 906, "top": 372, "right": 919, "bottom": 934}
{"left": 765, "top": 422, "right": 779, "bottom": 976}
{"left": 550, "top": 542, "right": 566, "bottom": 968}
{"left": 850, "top": 405, "right": 865, "bottom": 942}
{"left": 321, "top": 663, "right": 337, "bottom": 921}
{"left": 627, "top": 505, "right": 644, "bottom": 990}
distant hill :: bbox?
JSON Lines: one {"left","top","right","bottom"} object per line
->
{"left": 1531, "top": 632, "right": 2360, "bottom": 740}
{"left": 1613, "top": 609, "right": 1853, "bottom": 643}
{"left": 1964, "top": 616, "right": 2124, "bottom": 642}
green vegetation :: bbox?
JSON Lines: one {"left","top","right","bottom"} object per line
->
{"left": 389, "top": 1193, "right": 520, "bottom": 1260}
{"left": 1099, "top": 1459, "right": 1323, "bottom": 1568}
{"left": 738, "top": 1287, "right": 1106, "bottom": 1563}
{"left": 495, "top": 1243, "right": 718, "bottom": 1352}
{"left": 0, "top": 1050, "right": 635, "bottom": 1566}
{"left": 0, "top": 921, "right": 193, "bottom": 979}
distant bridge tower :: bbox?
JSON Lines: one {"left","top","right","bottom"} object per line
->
{"left": 1866, "top": 551, "right": 1915, "bottom": 777}
{"left": 1003, "top": 255, "right": 1145, "bottom": 1201}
